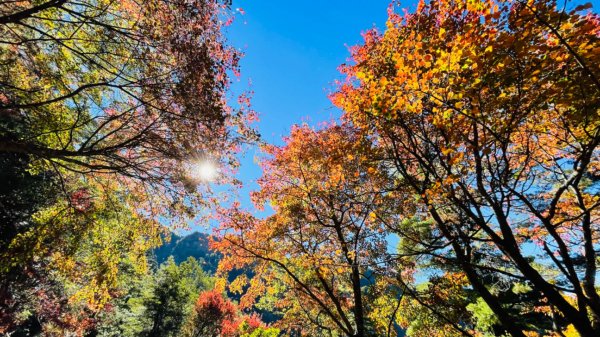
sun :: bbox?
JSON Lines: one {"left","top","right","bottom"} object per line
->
{"left": 186, "top": 160, "right": 218, "bottom": 182}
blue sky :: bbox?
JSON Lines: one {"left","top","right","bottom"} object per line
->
{"left": 226, "top": 0, "right": 406, "bottom": 209}
{"left": 228, "top": 1, "right": 393, "bottom": 142}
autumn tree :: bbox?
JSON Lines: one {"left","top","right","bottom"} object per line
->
{"left": 214, "top": 124, "right": 404, "bottom": 337}
{"left": 0, "top": 0, "right": 255, "bottom": 333}
{"left": 181, "top": 288, "right": 278, "bottom": 337}
{"left": 0, "top": 0, "right": 255, "bottom": 230}
{"left": 0, "top": 0, "right": 253, "bottom": 180}
{"left": 332, "top": 0, "right": 600, "bottom": 336}
{"left": 181, "top": 289, "right": 239, "bottom": 337}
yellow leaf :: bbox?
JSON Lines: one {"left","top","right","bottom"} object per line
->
{"left": 369, "top": 212, "right": 377, "bottom": 221}
{"left": 442, "top": 148, "right": 454, "bottom": 156}
{"left": 562, "top": 324, "right": 580, "bottom": 337}
{"left": 439, "top": 27, "right": 446, "bottom": 38}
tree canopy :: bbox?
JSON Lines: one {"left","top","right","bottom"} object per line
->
{"left": 2, "top": 0, "right": 600, "bottom": 336}
{"left": 330, "top": 0, "right": 600, "bottom": 335}
{"left": 0, "top": 0, "right": 256, "bottom": 334}
{"left": 217, "top": 0, "right": 600, "bottom": 336}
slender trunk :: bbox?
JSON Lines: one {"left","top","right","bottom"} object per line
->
{"left": 351, "top": 262, "right": 366, "bottom": 337}
{"left": 582, "top": 211, "right": 600, "bottom": 329}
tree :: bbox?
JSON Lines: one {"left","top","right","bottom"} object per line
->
{"left": 0, "top": 167, "right": 170, "bottom": 333}
{"left": 392, "top": 218, "right": 561, "bottom": 337}
{"left": 214, "top": 124, "right": 403, "bottom": 337}
{"left": 0, "top": 0, "right": 255, "bottom": 332}
{"left": 0, "top": 0, "right": 255, "bottom": 234}
{"left": 181, "top": 288, "right": 277, "bottom": 337}
{"left": 332, "top": 0, "right": 600, "bottom": 335}
{"left": 0, "top": 0, "right": 252, "bottom": 181}
{"left": 144, "top": 257, "right": 213, "bottom": 337}
{"left": 93, "top": 256, "right": 214, "bottom": 337}
{"left": 0, "top": 114, "right": 61, "bottom": 334}
{"left": 181, "top": 289, "right": 239, "bottom": 337}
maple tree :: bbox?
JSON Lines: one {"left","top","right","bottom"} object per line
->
{"left": 181, "top": 288, "right": 278, "bottom": 337}
{"left": 182, "top": 289, "right": 239, "bottom": 337}
{"left": 0, "top": 0, "right": 253, "bottom": 179}
{"left": 0, "top": 0, "right": 256, "bottom": 334}
{"left": 214, "top": 123, "right": 405, "bottom": 337}
{"left": 332, "top": 0, "right": 600, "bottom": 336}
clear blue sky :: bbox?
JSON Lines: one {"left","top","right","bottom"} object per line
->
{"left": 228, "top": 0, "right": 392, "bottom": 142}
{"left": 226, "top": 0, "right": 409, "bottom": 209}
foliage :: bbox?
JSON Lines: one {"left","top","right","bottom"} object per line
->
{"left": 394, "top": 272, "right": 472, "bottom": 337}
{"left": 3, "top": 0, "right": 600, "bottom": 336}
{"left": 144, "top": 257, "right": 212, "bottom": 337}
{"left": 181, "top": 289, "right": 239, "bottom": 337}
{"left": 181, "top": 289, "right": 277, "bottom": 337}
{"left": 0, "top": 115, "right": 61, "bottom": 334}
{"left": 0, "top": 0, "right": 255, "bottom": 333}
{"left": 332, "top": 0, "right": 600, "bottom": 336}
{"left": 466, "top": 297, "right": 500, "bottom": 336}
{"left": 0, "top": 0, "right": 254, "bottom": 180}
{"left": 95, "top": 256, "right": 214, "bottom": 337}
{"left": 214, "top": 123, "right": 403, "bottom": 337}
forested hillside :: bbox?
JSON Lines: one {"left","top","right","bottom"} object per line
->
{"left": 153, "top": 232, "right": 220, "bottom": 273}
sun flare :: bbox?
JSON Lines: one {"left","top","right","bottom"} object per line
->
{"left": 187, "top": 160, "right": 218, "bottom": 182}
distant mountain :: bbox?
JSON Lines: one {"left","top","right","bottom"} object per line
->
{"left": 152, "top": 231, "right": 221, "bottom": 273}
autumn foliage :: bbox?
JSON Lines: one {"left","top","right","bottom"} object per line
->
{"left": 0, "top": 0, "right": 255, "bottom": 334}
{"left": 331, "top": 0, "right": 600, "bottom": 336}
{"left": 182, "top": 289, "right": 276, "bottom": 337}
{"left": 214, "top": 123, "right": 408, "bottom": 336}
{"left": 184, "top": 289, "right": 239, "bottom": 337}
{"left": 215, "top": 0, "right": 600, "bottom": 336}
